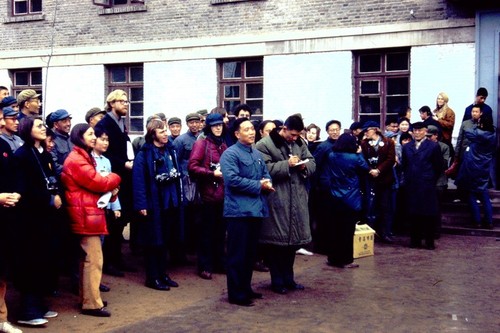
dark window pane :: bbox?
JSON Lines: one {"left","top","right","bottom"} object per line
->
{"left": 246, "top": 60, "right": 263, "bottom": 77}
{"left": 130, "top": 102, "right": 143, "bottom": 117}
{"left": 360, "top": 81, "right": 379, "bottom": 94}
{"left": 246, "top": 100, "right": 263, "bottom": 114}
{"left": 387, "top": 53, "right": 409, "bottom": 71}
{"left": 130, "top": 118, "right": 143, "bottom": 132}
{"left": 15, "top": 1, "right": 27, "bottom": 14}
{"left": 130, "top": 87, "right": 143, "bottom": 102}
{"left": 387, "top": 77, "right": 408, "bottom": 95}
{"left": 359, "top": 96, "right": 380, "bottom": 114}
{"left": 246, "top": 84, "right": 263, "bottom": 99}
{"left": 111, "top": 67, "right": 127, "bottom": 83}
{"left": 224, "top": 85, "right": 240, "bottom": 98}
{"left": 225, "top": 101, "right": 239, "bottom": 115}
{"left": 359, "top": 115, "right": 381, "bottom": 124}
{"left": 386, "top": 96, "right": 408, "bottom": 116}
{"left": 31, "top": 71, "right": 42, "bottom": 85}
{"left": 113, "top": 0, "right": 128, "bottom": 5}
{"left": 32, "top": 0, "right": 42, "bottom": 12}
{"left": 359, "top": 54, "right": 381, "bottom": 73}
{"left": 223, "top": 62, "right": 241, "bottom": 79}
{"left": 15, "top": 72, "right": 29, "bottom": 86}
{"left": 130, "top": 67, "right": 143, "bottom": 82}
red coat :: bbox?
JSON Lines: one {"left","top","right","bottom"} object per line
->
{"left": 61, "top": 146, "right": 121, "bottom": 235}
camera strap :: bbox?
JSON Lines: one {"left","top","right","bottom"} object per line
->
{"left": 31, "top": 147, "right": 51, "bottom": 182}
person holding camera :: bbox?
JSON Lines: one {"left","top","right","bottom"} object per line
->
{"left": 132, "top": 119, "right": 181, "bottom": 291}
{"left": 188, "top": 113, "right": 228, "bottom": 280}
{"left": 12, "top": 116, "right": 62, "bottom": 326}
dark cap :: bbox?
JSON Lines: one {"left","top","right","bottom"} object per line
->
{"left": 51, "top": 109, "right": 72, "bottom": 122}
{"left": 205, "top": 113, "right": 224, "bottom": 127}
{"left": 17, "top": 89, "right": 40, "bottom": 105}
{"left": 168, "top": 117, "right": 181, "bottom": 126}
{"left": 85, "top": 107, "right": 106, "bottom": 123}
{"left": 2, "top": 107, "right": 18, "bottom": 118}
{"left": 0, "top": 96, "right": 17, "bottom": 108}
{"left": 426, "top": 125, "right": 439, "bottom": 136}
{"left": 349, "top": 121, "right": 363, "bottom": 131}
{"left": 412, "top": 121, "right": 426, "bottom": 130}
{"left": 362, "top": 120, "right": 380, "bottom": 131}
{"left": 155, "top": 112, "right": 167, "bottom": 122}
{"left": 186, "top": 113, "right": 201, "bottom": 122}
{"left": 196, "top": 109, "right": 208, "bottom": 116}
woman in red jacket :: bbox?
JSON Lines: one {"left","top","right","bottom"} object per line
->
{"left": 61, "top": 123, "right": 121, "bottom": 318}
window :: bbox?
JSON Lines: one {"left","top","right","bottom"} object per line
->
{"left": 93, "top": 0, "right": 144, "bottom": 7}
{"left": 354, "top": 49, "right": 410, "bottom": 125}
{"left": 12, "top": 0, "right": 42, "bottom": 15}
{"left": 106, "top": 64, "right": 144, "bottom": 134}
{"left": 11, "top": 68, "right": 43, "bottom": 112}
{"left": 218, "top": 58, "right": 263, "bottom": 120}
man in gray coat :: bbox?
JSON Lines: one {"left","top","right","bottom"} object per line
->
{"left": 256, "top": 114, "right": 316, "bottom": 295}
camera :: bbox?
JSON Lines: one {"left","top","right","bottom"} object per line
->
{"left": 45, "top": 176, "right": 59, "bottom": 192}
{"left": 155, "top": 168, "right": 181, "bottom": 185}
{"left": 209, "top": 162, "right": 220, "bottom": 171}
{"left": 367, "top": 157, "right": 379, "bottom": 168}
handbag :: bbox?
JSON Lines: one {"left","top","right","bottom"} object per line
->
{"left": 445, "top": 159, "right": 459, "bottom": 179}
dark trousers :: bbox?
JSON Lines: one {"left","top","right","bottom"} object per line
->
{"left": 226, "top": 217, "right": 262, "bottom": 302}
{"left": 326, "top": 198, "right": 358, "bottom": 266}
{"left": 264, "top": 245, "right": 298, "bottom": 288}
{"left": 144, "top": 246, "right": 168, "bottom": 282}
{"left": 103, "top": 211, "right": 125, "bottom": 270}
{"left": 197, "top": 203, "right": 226, "bottom": 273}
{"left": 410, "top": 214, "right": 436, "bottom": 247}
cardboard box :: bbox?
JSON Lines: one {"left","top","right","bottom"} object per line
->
{"left": 353, "top": 224, "right": 375, "bottom": 258}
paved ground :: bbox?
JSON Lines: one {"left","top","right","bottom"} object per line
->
{"left": 8, "top": 234, "right": 500, "bottom": 333}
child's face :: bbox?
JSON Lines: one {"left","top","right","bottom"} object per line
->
{"left": 94, "top": 133, "right": 109, "bottom": 154}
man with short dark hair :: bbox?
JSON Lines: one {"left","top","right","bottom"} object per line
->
{"left": 462, "top": 87, "right": 493, "bottom": 122}
{"left": 256, "top": 114, "right": 315, "bottom": 295}
{"left": 0, "top": 107, "right": 23, "bottom": 153}
{"left": 50, "top": 109, "right": 73, "bottom": 176}
{"left": 0, "top": 86, "right": 9, "bottom": 100}
{"left": 233, "top": 104, "right": 252, "bottom": 119}
{"left": 419, "top": 105, "right": 441, "bottom": 130}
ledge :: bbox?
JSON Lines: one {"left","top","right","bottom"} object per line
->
{"left": 98, "top": 5, "right": 147, "bottom": 15}
{"left": 3, "top": 13, "right": 45, "bottom": 24}
{"left": 211, "top": 0, "right": 266, "bottom": 5}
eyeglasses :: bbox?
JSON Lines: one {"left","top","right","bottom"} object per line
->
{"left": 114, "top": 100, "right": 129, "bottom": 105}
{"left": 35, "top": 123, "right": 47, "bottom": 129}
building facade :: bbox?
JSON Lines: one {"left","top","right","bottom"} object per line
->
{"left": 0, "top": 0, "right": 498, "bottom": 142}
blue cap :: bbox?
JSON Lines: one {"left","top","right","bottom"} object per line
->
{"left": 51, "top": 109, "right": 72, "bottom": 122}
{"left": 205, "top": 113, "right": 224, "bottom": 127}
{"left": 362, "top": 121, "right": 380, "bottom": 130}
{"left": 0, "top": 96, "right": 17, "bottom": 108}
{"left": 2, "top": 107, "right": 18, "bottom": 118}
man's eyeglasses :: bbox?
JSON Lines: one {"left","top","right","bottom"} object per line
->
{"left": 114, "top": 100, "right": 129, "bottom": 105}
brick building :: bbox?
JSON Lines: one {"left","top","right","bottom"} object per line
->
{"left": 0, "top": 0, "right": 498, "bottom": 141}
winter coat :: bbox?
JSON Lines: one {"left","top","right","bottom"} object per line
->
{"left": 132, "top": 142, "right": 182, "bottom": 246}
{"left": 61, "top": 146, "right": 121, "bottom": 235}
{"left": 360, "top": 135, "right": 396, "bottom": 188}
{"left": 220, "top": 141, "right": 270, "bottom": 218}
{"left": 455, "top": 126, "right": 496, "bottom": 191}
{"left": 402, "top": 139, "right": 443, "bottom": 216}
{"left": 188, "top": 135, "right": 227, "bottom": 203}
{"left": 433, "top": 106, "right": 455, "bottom": 144}
{"left": 256, "top": 129, "right": 316, "bottom": 246}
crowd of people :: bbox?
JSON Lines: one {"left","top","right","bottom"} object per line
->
{"left": 0, "top": 84, "right": 496, "bottom": 330}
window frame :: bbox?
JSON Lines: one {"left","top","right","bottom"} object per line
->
{"left": 10, "top": 67, "right": 43, "bottom": 113}
{"left": 93, "top": 0, "right": 144, "bottom": 7}
{"left": 12, "top": 0, "right": 42, "bottom": 16}
{"left": 217, "top": 57, "right": 264, "bottom": 121}
{"left": 353, "top": 48, "right": 411, "bottom": 125}
{"left": 106, "top": 63, "right": 144, "bottom": 135}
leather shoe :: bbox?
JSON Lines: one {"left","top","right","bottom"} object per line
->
{"left": 228, "top": 298, "right": 254, "bottom": 307}
{"left": 163, "top": 275, "right": 179, "bottom": 288}
{"left": 104, "top": 266, "right": 125, "bottom": 277}
{"left": 249, "top": 291, "right": 263, "bottom": 299}
{"left": 99, "top": 284, "right": 111, "bottom": 292}
{"left": 271, "top": 286, "right": 287, "bottom": 295}
{"left": 342, "top": 263, "right": 360, "bottom": 269}
{"left": 199, "top": 271, "right": 212, "bottom": 280}
{"left": 145, "top": 279, "right": 170, "bottom": 291}
{"left": 81, "top": 307, "right": 111, "bottom": 317}
{"left": 286, "top": 283, "right": 305, "bottom": 291}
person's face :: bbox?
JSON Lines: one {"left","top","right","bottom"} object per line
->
{"left": 169, "top": 123, "right": 181, "bottom": 137}
{"left": 405, "top": 109, "right": 411, "bottom": 119}
{"left": 199, "top": 116, "right": 206, "bottom": 131}
{"left": 475, "top": 95, "right": 487, "bottom": 105}
{"left": 428, "top": 134, "right": 438, "bottom": 143}
{"left": 3, "top": 115, "right": 19, "bottom": 135}
{"left": 471, "top": 107, "right": 482, "bottom": 121}
{"left": 261, "top": 122, "right": 276, "bottom": 138}
{"left": 94, "top": 133, "right": 109, "bottom": 154}
{"left": 413, "top": 127, "right": 427, "bottom": 141}
{"left": 210, "top": 124, "right": 223, "bottom": 137}
{"left": 365, "top": 128, "right": 377, "bottom": 140}
{"left": 281, "top": 127, "right": 302, "bottom": 143}
{"left": 187, "top": 119, "right": 201, "bottom": 133}
{"left": 237, "top": 110, "right": 251, "bottom": 119}
{"left": 26, "top": 97, "right": 41, "bottom": 115}
{"left": 31, "top": 119, "right": 47, "bottom": 143}
{"left": 154, "top": 125, "right": 169, "bottom": 146}
{"left": 419, "top": 111, "right": 428, "bottom": 120}
{"left": 44, "top": 136, "right": 55, "bottom": 153}
{"left": 327, "top": 123, "right": 341, "bottom": 140}
{"left": 0, "top": 111, "right": 5, "bottom": 129}
{"left": 387, "top": 122, "right": 398, "bottom": 133}
{"left": 399, "top": 121, "right": 410, "bottom": 132}
{"left": 83, "top": 127, "right": 96, "bottom": 149}
{"left": 436, "top": 95, "right": 445, "bottom": 108}
{"left": 352, "top": 128, "right": 362, "bottom": 136}
{"left": 222, "top": 113, "right": 229, "bottom": 125}
{"left": 111, "top": 96, "right": 129, "bottom": 117}
{"left": 235, "top": 120, "right": 255, "bottom": 145}
{"left": 54, "top": 117, "right": 72, "bottom": 134}
{"left": 9, "top": 103, "right": 19, "bottom": 113}
{"left": 306, "top": 128, "right": 318, "bottom": 142}
{"left": 0, "top": 89, "right": 9, "bottom": 99}
{"left": 90, "top": 113, "right": 105, "bottom": 128}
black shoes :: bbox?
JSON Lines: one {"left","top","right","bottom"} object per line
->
{"left": 163, "top": 275, "right": 179, "bottom": 288}
{"left": 228, "top": 298, "right": 254, "bottom": 307}
{"left": 145, "top": 279, "right": 170, "bottom": 291}
{"left": 285, "top": 283, "right": 305, "bottom": 290}
{"left": 81, "top": 307, "right": 111, "bottom": 317}
{"left": 249, "top": 291, "right": 263, "bottom": 299}
{"left": 271, "top": 286, "right": 287, "bottom": 295}
{"left": 253, "top": 260, "right": 269, "bottom": 272}
{"left": 99, "top": 284, "right": 111, "bottom": 292}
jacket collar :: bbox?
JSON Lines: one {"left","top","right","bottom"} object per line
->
{"left": 269, "top": 127, "right": 304, "bottom": 149}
